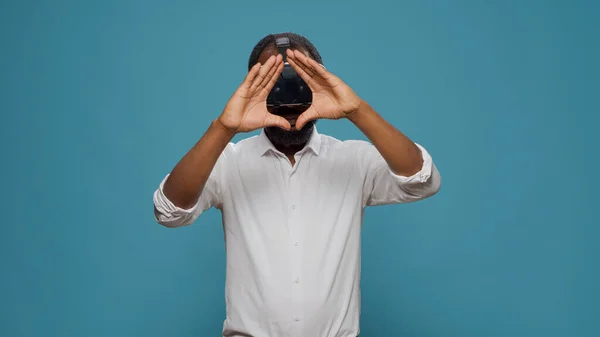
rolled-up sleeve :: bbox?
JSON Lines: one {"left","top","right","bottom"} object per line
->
{"left": 360, "top": 142, "right": 441, "bottom": 206}
{"left": 153, "top": 150, "right": 227, "bottom": 228}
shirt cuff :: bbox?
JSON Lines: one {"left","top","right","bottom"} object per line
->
{"left": 153, "top": 174, "right": 198, "bottom": 220}
{"left": 388, "top": 143, "right": 433, "bottom": 185}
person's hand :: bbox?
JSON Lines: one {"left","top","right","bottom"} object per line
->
{"left": 218, "top": 54, "right": 291, "bottom": 133}
{"left": 286, "top": 49, "right": 363, "bottom": 130}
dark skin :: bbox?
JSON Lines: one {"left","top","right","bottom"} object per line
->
{"left": 258, "top": 45, "right": 312, "bottom": 164}
{"left": 283, "top": 48, "right": 423, "bottom": 177}
{"left": 160, "top": 46, "right": 423, "bottom": 210}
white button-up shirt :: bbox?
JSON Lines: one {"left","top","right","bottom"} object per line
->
{"left": 153, "top": 127, "right": 441, "bottom": 337}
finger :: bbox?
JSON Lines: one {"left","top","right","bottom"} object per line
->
{"left": 259, "top": 54, "right": 283, "bottom": 90}
{"left": 249, "top": 55, "right": 276, "bottom": 92}
{"left": 264, "top": 113, "right": 292, "bottom": 131}
{"left": 262, "top": 60, "right": 284, "bottom": 96}
{"left": 291, "top": 49, "right": 329, "bottom": 78}
{"left": 251, "top": 55, "right": 276, "bottom": 89}
{"left": 287, "top": 49, "right": 316, "bottom": 78}
{"left": 295, "top": 106, "right": 319, "bottom": 130}
{"left": 242, "top": 62, "right": 262, "bottom": 89}
{"left": 287, "top": 57, "right": 315, "bottom": 87}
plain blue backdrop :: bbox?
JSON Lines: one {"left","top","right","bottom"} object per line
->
{"left": 1, "top": 0, "right": 598, "bottom": 336}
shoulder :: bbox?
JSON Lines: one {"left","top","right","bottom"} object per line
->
{"left": 318, "top": 133, "right": 375, "bottom": 154}
{"left": 212, "top": 134, "right": 262, "bottom": 165}
{"left": 230, "top": 134, "right": 261, "bottom": 151}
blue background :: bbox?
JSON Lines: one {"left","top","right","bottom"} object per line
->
{"left": 1, "top": 0, "right": 598, "bottom": 336}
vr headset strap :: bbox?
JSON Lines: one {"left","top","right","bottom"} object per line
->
{"left": 273, "top": 34, "right": 296, "bottom": 79}
{"left": 273, "top": 34, "right": 290, "bottom": 62}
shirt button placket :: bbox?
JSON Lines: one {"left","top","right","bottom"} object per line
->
{"left": 288, "top": 172, "right": 303, "bottom": 332}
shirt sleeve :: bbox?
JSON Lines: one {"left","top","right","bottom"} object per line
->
{"left": 359, "top": 141, "right": 441, "bottom": 207}
{"left": 152, "top": 146, "right": 228, "bottom": 228}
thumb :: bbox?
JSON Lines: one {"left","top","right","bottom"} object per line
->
{"left": 295, "top": 106, "right": 319, "bottom": 131}
{"left": 264, "top": 113, "right": 292, "bottom": 131}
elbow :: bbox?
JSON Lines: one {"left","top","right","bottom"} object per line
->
{"left": 153, "top": 205, "right": 195, "bottom": 228}
{"left": 402, "top": 165, "right": 441, "bottom": 201}
{"left": 423, "top": 166, "right": 442, "bottom": 198}
{"left": 428, "top": 175, "right": 441, "bottom": 198}
{"left": 154, "top": 206, "right": 179, "bottom": 228}
{"left": 153, "top": 186, "right": 199, "bottom": 228}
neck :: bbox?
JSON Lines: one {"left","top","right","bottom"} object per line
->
{"left": 264, "top": 127, "right": 311, "bottom": 156}
{"left": 274, "top": 143, "right": 306, "bottom": 157}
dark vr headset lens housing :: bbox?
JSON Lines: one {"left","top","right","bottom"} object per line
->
{"left": 266, "top": 73, "right": 312, "bottom": 108}
{"left": 266, "top": 34, "right": 313, "bottom": 109}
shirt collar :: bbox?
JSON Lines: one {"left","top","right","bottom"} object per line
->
{"left": 256, "top": 126, "right": 321, "bottom": 157}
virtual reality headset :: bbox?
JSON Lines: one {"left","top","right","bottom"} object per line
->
{"left": 266, "top": 34, "right": 312, "bottom": 110}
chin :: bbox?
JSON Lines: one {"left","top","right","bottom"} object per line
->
{"left": 266, "top": 121, "right": 315, "bottom": 147}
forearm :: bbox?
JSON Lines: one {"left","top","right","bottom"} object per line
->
{"left": 347, "top": 100, "right": 424, "bottom": 176}
{"left": 162, "top": 119, "right": 236, "bottom": 209}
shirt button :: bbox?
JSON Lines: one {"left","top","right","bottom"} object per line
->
{"left": 293, "top": 242, "right": 299, "bottom": 247}
{"left": 294, "top": 277, "right": 300, "bottom": 284}
{"left": 290, "top": 205, "right": 296, "bottom": 210}
{"left": 294, "top": 316, "right": 300, "bottom": 322}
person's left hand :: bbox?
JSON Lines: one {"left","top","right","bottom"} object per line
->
{"left": 286, "top": 49, "right": 363, "bottom": 130}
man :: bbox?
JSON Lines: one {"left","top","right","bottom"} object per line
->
{"left": 153, "top": 32, "right": 441, "bottom": 337}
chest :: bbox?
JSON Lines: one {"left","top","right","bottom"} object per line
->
{"left": 220, "top": 153, "right": 364, "bottom": 229}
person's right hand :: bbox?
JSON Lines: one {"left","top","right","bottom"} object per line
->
{"left": 218, "top": 54, "right": 291, "bottom": 133}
